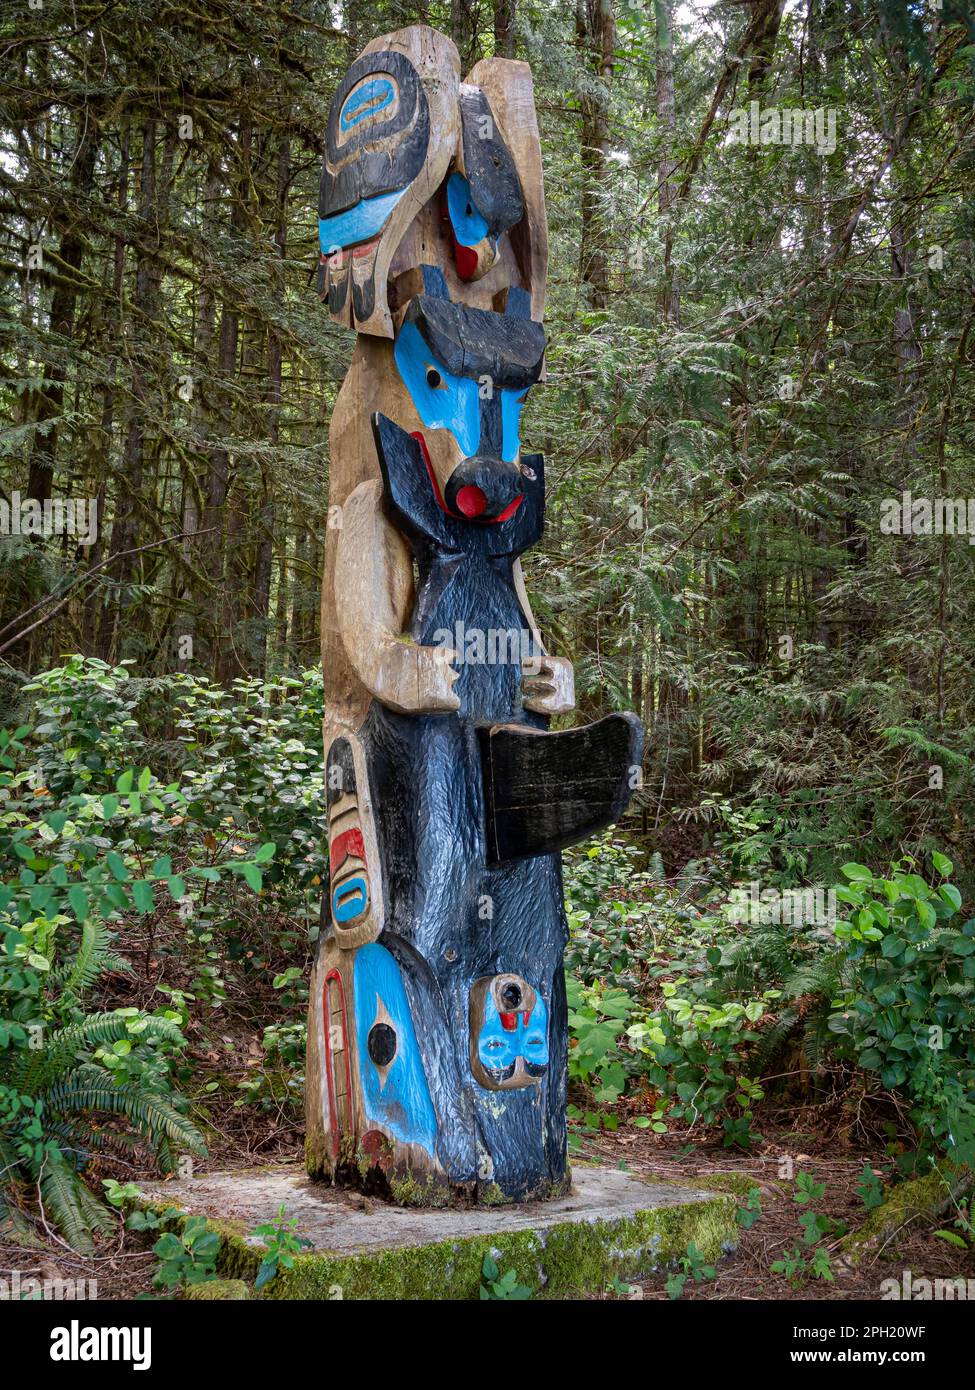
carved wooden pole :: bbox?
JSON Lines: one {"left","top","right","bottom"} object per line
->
{"left": 306, "top": 25, "right": 643, "bottom": 1204}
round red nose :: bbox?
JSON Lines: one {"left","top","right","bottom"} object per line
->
{"left": 456, "top": 485, "right": 488, "bottom": 518}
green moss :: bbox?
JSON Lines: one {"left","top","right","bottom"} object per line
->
{"left": 388, "top": 1174, "right": 452, "bottom": 1208}
{"left": 840, "top": 1168, "right": 957, "bottom": 1265}
{"left": 168, "top": 1191, "right": 738, "bottom": 1301}
{"left": 183, "top": 1278, "right": 252, "bottom": 1301}
{"left": 132, "top": 1165, "right": 739, "bottom": 1300}
{"left": 477, "top": 1182, "right": 507, "bottom": 1207}
{"left": 305, "top": 1134, "right": 332, "bottom": 1180}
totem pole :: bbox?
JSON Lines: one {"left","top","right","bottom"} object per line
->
{"left": 306, "top": 26, "right": 644, "bottom": 1204}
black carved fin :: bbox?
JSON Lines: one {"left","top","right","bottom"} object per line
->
{"left": 479, "top": 713, "right": 644, "bottom": 865}
{"left": 459, "top": 87, "right": 524, "bottom": 239}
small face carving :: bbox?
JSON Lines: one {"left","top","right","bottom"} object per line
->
{"left": 441, "top": 172, "right": 499, "bottom": 282}
{"left": 325, "top": 737, "right": 381, "bottom": 949}
{"left": 470, "top": 974, "right": 549, "bottom": 1089}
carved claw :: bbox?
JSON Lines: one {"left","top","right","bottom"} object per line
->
{"left": 521, "top": 654, "right": 575, "bottom": 716}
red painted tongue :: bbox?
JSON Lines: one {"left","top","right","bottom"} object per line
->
{"left": 454, "top": 240, "right": 479, "bottom": 280}
{"left": 456, "top": 484, "right": 487, "bottom": 518}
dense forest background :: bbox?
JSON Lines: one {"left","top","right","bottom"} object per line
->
{"left": 2, "top": 0, "right": 975, "bottom": 1298}
{"left": 3, "top": 0, "right": 974, "bottom": 885}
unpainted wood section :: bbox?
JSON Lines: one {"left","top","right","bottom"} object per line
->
{"left": 334, "top": 479, "right": 460, "bottom": 715}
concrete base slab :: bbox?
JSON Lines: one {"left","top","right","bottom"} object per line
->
{"left": 139, "top": 1162, "right": 738, "bottom": 1300}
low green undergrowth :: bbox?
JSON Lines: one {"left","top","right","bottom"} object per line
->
{"left": 564, "top": 836, "right": 975, "bottom": 1168}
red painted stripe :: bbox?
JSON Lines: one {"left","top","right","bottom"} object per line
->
{"left": 453, "top": 239, "right": 478, "bottom": 281}
{"left": 330, "top": 826, "right": 365, "bottom": 876}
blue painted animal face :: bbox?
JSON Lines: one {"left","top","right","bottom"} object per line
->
{"left": 394, "top": 321, "right": 526, "bottom": 465}
{"left": 389, "top": 274, "right": 545, "bottom": 523}
{"left": 470, "top": 975, "right": 549, "bottom": 1089}
{"left": 442, "top": 172, "right": 500, "bottom": 283}
{"left": 354, "top": 943, "right": 438, "bottom": 1156}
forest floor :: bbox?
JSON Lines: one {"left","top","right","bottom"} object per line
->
{"left": 580, "top": 1124, "right": 975, "bottom": 1301}
{"left": 6, "top": 920, "right": 970, "bottom": 1302}
{"left": 5, "top": 1107, "right": 971, "bottom": 1302}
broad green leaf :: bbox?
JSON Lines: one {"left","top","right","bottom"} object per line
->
{"left": 241, "top": 863, "right": 262, "bottom": 892}
{"left": 939, "top": 884, "right": 962, "bottom": 912}
{"left": 132, "top": 880, "right": 155, "bottom": 914}
{"left": 841, "top": 862, "right": 872, "bottom": 881}
{"left": 106, "top": 852, "right": 130, "bottom": 883}
{"left": 67, "top": 886, "right": 90, "bottom": 921}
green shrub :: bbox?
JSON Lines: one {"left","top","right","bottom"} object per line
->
{"left": 827, "top": 854, "right": 975, "bottom": 1163}
{"left": 0, "top": 719, "right": 272, "bottom": 1250}
{"left": 566, "top": 832, "right": 975, "bottom": 1165}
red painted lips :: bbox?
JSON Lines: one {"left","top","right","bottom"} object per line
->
{"left": 412, "top": 433, "right": 524, "bottom": 525}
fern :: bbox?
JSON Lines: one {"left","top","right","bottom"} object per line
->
{"left": 50, "top": 920, "right": 131, "bottom": 995}
{"left": 12, "top": 1012, "right": 184, "bottom": 1093}
{"left": 39, "top": 1153, "right": 94, "bottom": 1255}
{"left": 2, "top": 1011, "right": 204, "bottom": 1250}
{"left": 45, "top": 1080, "right": 206, "bottom": 1157}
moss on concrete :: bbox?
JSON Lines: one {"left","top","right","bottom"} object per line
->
{"left": 183, "top": 1278, "right": 252, "bottom": 1301}
{"left": 386, "top": 1173, "right": 451, "bottom": 1208}
{"left": 131, "top": 1164, "right": 740, "bottom": 1301}
{"left": 136, "top": 1189, "right": 737, "bottom": 1301}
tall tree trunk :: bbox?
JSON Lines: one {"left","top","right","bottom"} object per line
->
{"left": 98, "top": 118, "right": 164, "bottom": 660}
{"left": 575, "top": 0, "right": 616, "bottom": 309}
{"left": 253, "top": 136, "right": 291, "bottom": 674}
{"left": 26, "top": 117, "right": 100, "bottom": 505}
{"left": 213, "top": 116, "right": 253, "bottom": 683}
{"left": 82, "top": 124, "right": 130, "bottom": 653}
{"left": 494, "top": 0, "right": 516, "bottom": 57}
{"left": 451, "top": 0, "right": 480, "bottom": 70}
{"left": 654, "top": 0, "right": 679, "bottom": 324}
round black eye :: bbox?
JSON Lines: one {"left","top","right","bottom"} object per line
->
{"left": 500, "top": 982, "right": 523, "bottom": 1010}
{"left": 426, "top": 368, "right": 442, "bottom": 389}
{"left": 368, "top": 1023, "right": 397, "bottom": 1067}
